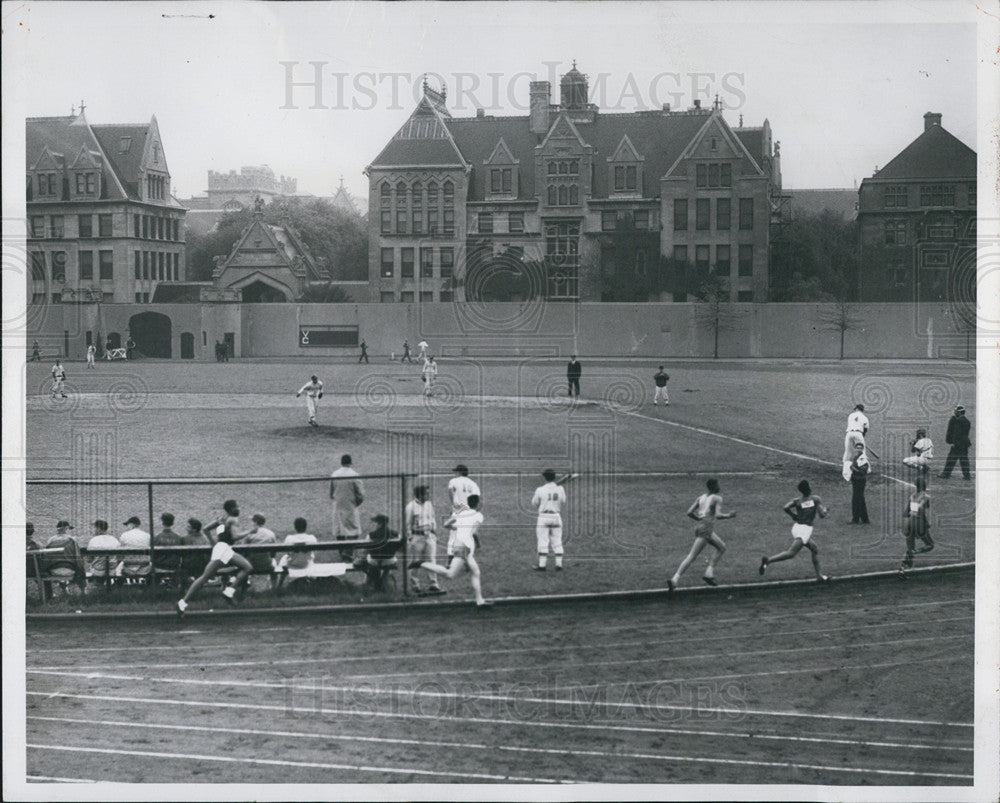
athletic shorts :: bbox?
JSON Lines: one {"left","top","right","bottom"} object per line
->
{"left": 791, "top": 524, "right": 813, "bottom": 544}
{"left": 451, "top": 546, "right": 471, "bottom": 564}
{"left": 694, "top": 522, "right": 715, "bottom": 539}
{"left": 211, "top": 541, "right": 235, "bottom": 565}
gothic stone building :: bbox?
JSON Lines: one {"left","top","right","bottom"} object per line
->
{"left": 857, "top": 113, "right": 976, "bottom": 302}
{"left": 366, "top": 66, "right": 782, "bottom": 303}
{"left": 26, "top": 110, "right": 186, "bottom": 305}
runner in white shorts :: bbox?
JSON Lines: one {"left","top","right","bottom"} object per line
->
{"left": 411, "top": 494, "right": 491, "bottom": 607}
{"left": 177, "top": 506, "right": 253, "bottom": 614}
{"left": 759, "top": 479, "right": 829, "bottom": 582}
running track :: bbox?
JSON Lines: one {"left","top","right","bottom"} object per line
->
{"left": 25, "top": 567, "right": 973, "bottom": 785}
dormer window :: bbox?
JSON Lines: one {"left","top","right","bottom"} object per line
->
{"left": 490, "top": 168, "right": 512, "bottom": 194}
{"left": 36, "top": 173, "right": 58, "bottom": 197}
{"left": 484, "top": 138, "right": 519, "bottom": 198}
{"left": 120, "top": 137, "right": 132, "bottom": 154}
{"left": 614, "top": 165, "right": 637, "bottom": 192}
{"left": 75, "top": 172, "right": 97, "bottom": 195}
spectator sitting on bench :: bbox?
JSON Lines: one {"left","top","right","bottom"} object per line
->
{"left": 180, "top": 518, "right": 211, "bottom": 582}
{"left": 153, "top": 513, "right": 183, "bottom": 579}
{"left": 237, "top": 513, "right": 279, "bottom": 589}
{"left": 86, "top": 519, "right": 122, "bottom": 583}
{"left": 40, "top": 520, "right": 87, "bottom": 596}
{"left": 356, "top": 514, "right": 401, "bottom": 592}
{"left": 119, "top": 516, "right": 152, "bottom": 581}
{"left": 277, "top": 517, "right": 318, "bottom": 587}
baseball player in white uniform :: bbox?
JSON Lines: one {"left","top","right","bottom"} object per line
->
{"left": 421, "top": 356, "right": 438, "bottom": 397}
{"left": 532, "top": 469, "right": 566, "bottom": 571}
{"left": 296, "top": 375, "right": 324, "bottom": 427}
{"left": 51, "top": 360, "right": 67, "bottom": 398}
{"left": 902, "top": 429, "right": 934, "bottom": 472}
{"left": 417, "top": 340, "right": 429, "bottom": 361}
{"left": 86, "top": 344, "right": 96, "bottom": 368}
{"left": 405, "top": 484, "right": 444, "bottom": 595}
{"left": 411, "top": 493, "right": 491, "bottom": 607}
{"left": 448, "top": 464, "right": 481, "bottom": 511}
{"left": 842, "top": 404, "right": 869, "bottom": 481}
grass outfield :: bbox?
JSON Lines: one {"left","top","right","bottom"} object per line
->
{"left": 24, "top": 358, "right": 976, "bottom": 610}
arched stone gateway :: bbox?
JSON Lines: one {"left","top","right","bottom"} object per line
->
{"left": 240, "top": 279, "right": 292, "bottom": 303}
{"left": 128, "top": 311, "right": 172, "bottom": 358}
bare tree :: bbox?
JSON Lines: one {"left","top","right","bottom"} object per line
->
{"left": 693, "top": 274, "right": 746, "bottom": 359}
{"left": 817, "top": 297, "right": 864, "bottom": 359}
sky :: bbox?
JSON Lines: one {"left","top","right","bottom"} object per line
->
{"left": 1, "top": 1, "right": 990, "bottom": 203}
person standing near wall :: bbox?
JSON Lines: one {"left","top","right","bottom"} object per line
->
{"left": 86, "top": 343, "right": 96, "bottom": 369}
{"left": 331, "top": 454, "right": 365, "bottom": 559}
{"left": 359, "top": 340, "right": 369, "bottom": 364}
{"left": 567, "top": 355, "right": 582, "bottom": 399}
{"left": 939, "top": 406, "right": 972, "bottom": 481}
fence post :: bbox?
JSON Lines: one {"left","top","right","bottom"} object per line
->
{"left": 147, "top": 481, "right": 156, "bottom": 594}
{"left": 400, "top": 473, "right": 408, "bottom": 597}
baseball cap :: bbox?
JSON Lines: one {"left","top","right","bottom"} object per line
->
{"left": 93, "top": 519, "right": 108, "bottom": 530}
{"left": 123, "top": 516, "right": 141, "bottom": 527}
{"left": 56, "top": 520, "right": 74, "bottom": 529}
{"left": 955, "top": 405, "right": 965, "bottom": 413}
{"left": 453, "top": 464, "right": 468, "bottom": 473}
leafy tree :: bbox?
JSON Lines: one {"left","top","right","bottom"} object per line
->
{"left": 770, "top": 211, "right": 859, "bottom": 301}
{"left": 298, "top": 282, "right": 351, "bottom": 303}
{"left": 596, "top": 215, "right": 661, "bottom": 302}
{"left": 185, "top": 197, "right": 368, "bottom": 282}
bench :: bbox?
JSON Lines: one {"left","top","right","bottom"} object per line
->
{"left": 27, "top": 537, "right": 405, "bottom": 602}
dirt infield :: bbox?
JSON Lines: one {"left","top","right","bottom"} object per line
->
{"left": 26, "top": 565, "right": 973, "bottom": 785}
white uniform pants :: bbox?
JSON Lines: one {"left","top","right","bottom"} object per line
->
{"left": 654, "top": 386, "right": 669, "bottom": 404}
{"left": 306, "top": 395, "right": 317, "bottom": 420}
{"left": 52, "top": 378, "right": 65, "bottom": 395}
{"left": 536, "top": 514, "right": 564, "bottom": 556}
{"left": 87, "top": 354, "right": 95, "bottom": 368}
{"left": 903, "top": 455, "right": 931, "bottom": 469}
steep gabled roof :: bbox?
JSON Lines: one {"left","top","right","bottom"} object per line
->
{"left": 369, "top": 97, "right": 467, "bottom": 168}
{"left": 26, "top": 114, "right": 128, "bottom": 201}
{"left": 446, "top": 116, "right": 536, "bottom": 199}
{"left": 874, "top": 124, "right": 976, "bottom": 180}
{"left": 91, "top": 123, "right": 149, "bottom": 197}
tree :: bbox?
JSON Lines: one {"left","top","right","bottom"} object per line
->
{"left": 816, "top": 297, "right": 863, "bottom": 359}
{"left": 185, "top": 197, "right": 368, "bottom": 282}
{"left": 770, "top": 211, "right": 860, "bottom": 301}
{"left": 693, "top": 273, "right": 745, "bottom": 359}
{"left": 298, "top": 282, "right": 351, "bottom": 303}
{"left": 595, "top": 214, "right": 661, "bottom": 302}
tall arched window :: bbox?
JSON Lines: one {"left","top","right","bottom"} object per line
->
{"left": 548, "top": 186, "right": 557, "bottom": 205}
{"left": 558, "top": 185, "right": 568, "bottom": 205}
{"left": 442, "top": 180, "right": 455, "bottom": 235}
{"left": 411, "top": 181, "right": 423, "bottom": 235}
{"left": 395, "top": 181, "right": 408, "bottom": 235}
{"left": 380, "top": 183, "right": 391, "bottom": 234}
{"left": 427, "top": 181, "right": 439, "bottom": 235}
{"left": 569, "top": 185, "right": 579, "bottom": 205}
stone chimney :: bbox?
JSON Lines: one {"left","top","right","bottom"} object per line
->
{"left": 530, "top": 81, "right": 550, "bottom": 135}
{"left": 924, "top": 112, "right": 942, "bottom": 131}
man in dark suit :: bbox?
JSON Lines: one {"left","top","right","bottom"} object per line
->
{"left": 939, "top": 406, "right": 972, "bottom": 480}
{"left": 567, "top": 355, "right": 582, "bottom": 398}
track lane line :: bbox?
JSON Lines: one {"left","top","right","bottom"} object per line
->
{"left": 26, "top": 653, "right": 971, "bottom": 727}
{"left": 24, "top": 743, "right": 564, "bottom": 784}
{"left": 25, "top": 741, "right": 971, "bottom": 782}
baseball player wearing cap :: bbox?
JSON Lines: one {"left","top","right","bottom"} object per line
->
{"left": 903, "top": 429, "right": 933, "bottom": 473}
{"left": 653, "top": 366, "right": 670, "bottom": 406}
{"left": 86, "top": 343, "right": 96, "bottom": 369}
{"left": 412, "top": 493, "right": 491, "bottom": 607}
{"left": 532, "top": 469, "right": 566, "bottom": 571}
{"left": 405, "top": 485, "right": 443, "bottom": 595}
{"left": 842, "top": 404, "right": 869, "bottom": 481}
{"left": 51, "top": 360, "right": 67, "bottom": 398}
{"left": 177, "top": 513, "right": 254, "bottom": 614}
{"left": 296, "top": 375, "right": 324, "bottom": 427}
{"left": 448, "top": 464, "right": 481, "bottom": 512}
{"left": 421, "top": 356, "right": 438, "bottom": 397}
{"left": 667, "top": 478, "right": 735, "bottom": 593}
{"left": 417, "top": 340, "right": 429, "bottom": 361}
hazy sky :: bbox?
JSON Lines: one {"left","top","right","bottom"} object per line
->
{"left": 2, "top": 1, "right": 987, "bottom": 202}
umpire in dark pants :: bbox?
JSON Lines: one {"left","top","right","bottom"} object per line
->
{"left": 940, "top": 405, "right": 972, "bottom": 480}
{"left": 567, "top": 355, "right": 582, "bottom": 398}
{"left": 849, "top": 443, "right": 871, "bottom": 524}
